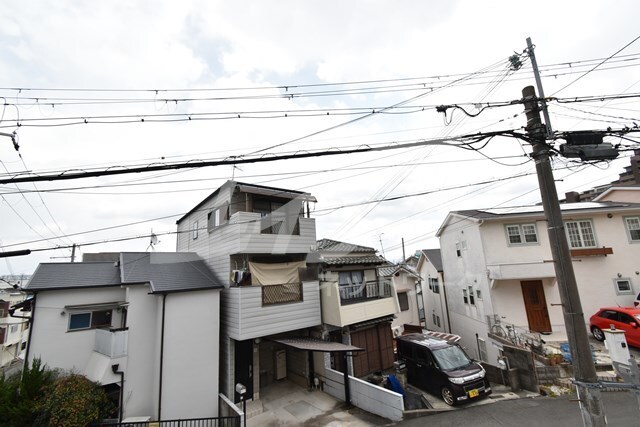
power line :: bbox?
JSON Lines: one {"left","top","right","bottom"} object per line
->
{"left": 0, "top": 130, "right": 527, "bottom": 184}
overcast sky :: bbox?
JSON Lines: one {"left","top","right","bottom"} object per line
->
{"left": 1, "top": 1, "right": 639, "bottom": 276}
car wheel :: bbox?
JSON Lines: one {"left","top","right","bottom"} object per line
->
{"left": 592, "top": 326, "right": 605, "bottom": 342}
{"left": 441, "top": 386, "right": 456, "bottom": 406}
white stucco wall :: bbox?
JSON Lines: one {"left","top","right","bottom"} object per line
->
{"left": 416, "top": 258, "right": 448, "bottom": 333}
{"left": 161, "top": 290, "right": 220, "bottom": 419}
{"left": 28, "top": 287, "right": 126, "bottom": 371}
{"left": 390, "top": 272, "right": 421, "bottom": 332}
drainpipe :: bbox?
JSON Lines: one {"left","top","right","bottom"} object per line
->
{"left": 19, "top": 293, "right": 36, "bottom": 377}
{"left": 341, "top": 352, "right": 351, "bottom": 406}
{"left": 158, "top": 293, "right": 167, "bottom": 421}
{"left": 111, "top": 364, "right": 125, "bottom": 423}
{"left": 441, "top": 273, "right": 453, "bottom": 334}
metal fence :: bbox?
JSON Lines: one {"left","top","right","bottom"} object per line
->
{"left": 339, "top": 279, "right": 392, "bottom": 304}
{"left": 93, "top": 416, "right": 241, "bottom": 427}
{"left": 262, "top": 282, "right": 303, "bottom": 305}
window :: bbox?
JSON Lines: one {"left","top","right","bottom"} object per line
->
{"left": 468, "top": 286, "right": 475, "bottom": 305}
{"left": 207, "top": 204, "right": 229, "bottom": 232}
{"left": 565, "top": 220, "right": 597, "bottom": 248}
{"left": 625, "top": 216, "right": 640, "bottom": 242}
{"left": 476, "top": 289, "right": 482, "bottom": 300}
{"left": 192, "top": 220, "right": 198, "bottom": 240}
{"left": 505, "top": 223, "right": 538, "bottom": 245}
{"left": 10, "top": 324, "right": 19, "bottom": 334}
{"left": 615, "top": 278, "right": 633, "bottom": 295}
{"left": 398, "top": 292, "right": 409, "bottom": 311}
{"left": 463, "top": 289, "right": 468, "bottom": 304}
{"left": 429, "top": 277, "right": 439, "bottom": 294}
{"left": 338, "top": 271, "right": 365, "bottom": 300}
{"left": 68, "top": 309, "right": 112, "bottom": 331}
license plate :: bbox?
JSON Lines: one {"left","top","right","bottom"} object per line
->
{"left": 468, "top": 389, "right": 479, "bottom": 398}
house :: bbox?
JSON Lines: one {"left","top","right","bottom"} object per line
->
{"left": 24, "top": 252, "right": 224, "bottom": 422}
{"left": 316, "top": 239, "right": 399, "bottom": 377}
{"left": 415, "top": 249, "right": 450, "bottom": 334}
{"left": 175, "top": 180, "right": 323, "bottom": 405}
{"left": 436, "top": 201, "right": 640, "bottom": 365}
{"left": 379, "top": 263, "right": 425, "bottom": 335}
{"left": 0, "top": 282, "right": 29, "bottom": 370}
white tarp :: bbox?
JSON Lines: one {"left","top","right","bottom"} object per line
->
{"left": 248, "top": 261, "right": 306, "bottom": 285}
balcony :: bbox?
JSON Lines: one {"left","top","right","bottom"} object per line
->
{"left": 94, "top": 328, "right": 128, "bottom": 358}
{"left": 320, "top": 279, "right": 398, "bottom": 328}
{"left": 221, "top": 281, "right": 321, "bottom": 341}
{"left": 215, "top": 212, "right": 316, "bottom": 255}
{"left": 339, "top": 279, "right": 393, "bottom": 305}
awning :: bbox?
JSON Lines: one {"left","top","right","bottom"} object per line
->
{"left": 271, "top": 337, "right": 363, "bottom": 353}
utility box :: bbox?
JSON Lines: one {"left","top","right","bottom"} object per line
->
{"left": 603, "top": 328, "right": 631, "bottom": 366}
{"left": 275, "top": 349, "right": 287, "bottom": 380}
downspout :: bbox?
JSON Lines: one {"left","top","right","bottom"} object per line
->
{"left": 158, "top": 293, "right": 167, "bottom": 421}
{"left": 18, "top": 293, "right": 36, "bottom": 376}
{"left": 441, "top": 272, "right": 453, "bottom": 334}
{"left": 111, "top": 364, "right": 125, "bottom": 423}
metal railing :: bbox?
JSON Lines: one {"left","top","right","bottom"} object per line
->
{"left": 339, "top": 279, "right": 392, "bottom": 305}
{"left": 93, "top": 416, "right": 240, "bottom": 427}
{"left": 262, "top": 282, "right": 303, "bottom": 305}
{"left": 487, "top": 314, "right": 545, "bottom": 354}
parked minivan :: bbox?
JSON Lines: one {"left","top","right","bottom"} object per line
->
{"left": 396, "top": 333, "right": 491, "bottom": 405}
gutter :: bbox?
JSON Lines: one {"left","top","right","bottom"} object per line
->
{"left": 111, "top": 364, "right": 125, "bottom": 423}
{"left": 158, "top": 293, "right": 167, "bottom": 420}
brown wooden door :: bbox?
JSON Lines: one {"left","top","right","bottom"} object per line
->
{"left": 521, "top": 280, "right": 551, "bottom": 333}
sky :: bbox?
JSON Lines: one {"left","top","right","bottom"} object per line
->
{"left": 1, "top": 0, "right": 639, "bottom": 277}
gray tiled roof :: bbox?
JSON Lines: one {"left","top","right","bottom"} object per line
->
{"left": 120, "top": 252, "right": 224, "bottom": 293}
{"left": 422, "top": 249, "right": 443, "bottom": 272}
{"left": 316, "top": 238, "right": 376, "bottom": 253}
{"left": 25, "top": 252, "right": 224, "bottom": 294}
{"left": 26, "top": 262, "right": 121, "bottom": 291}
{"left": 322, "top": 255, "right": 385, "bottom": 266}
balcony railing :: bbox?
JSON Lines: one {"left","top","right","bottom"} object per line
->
{"left": 262, "top": 282, "right": 303, "bottom": 306}
{"left": 94, "top": 328, "right": 128, "bottom": 358}
{"left": 339, "top": 279, "right": 392, "bottom": 305}
{"left": 93, "top": 416, "right": 240, "bottom": 427}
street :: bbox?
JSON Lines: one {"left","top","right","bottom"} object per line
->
{"left": 398, "top": 391, "right": 639, "bottom": 426}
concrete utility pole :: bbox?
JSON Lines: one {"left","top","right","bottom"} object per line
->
{"left": 522, "top": 84, "right": 606, "bottom": 426}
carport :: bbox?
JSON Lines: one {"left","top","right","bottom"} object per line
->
{"left": 270, "top": 337, "right": 363, "bottom": 405}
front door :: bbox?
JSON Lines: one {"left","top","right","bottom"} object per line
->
{"left": 520, "top": 280, "right": 552, "bottom": 333}
{"left": 235, "top": 339, "right": 253, "bottom": 402}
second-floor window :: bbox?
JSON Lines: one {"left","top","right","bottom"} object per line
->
{"left": 398, "top": 292, "right": 409, "bottom": 311}
{"left": 565, "top": 220, "right": 596, "bottom": 248}
{"left": 625, "top": 216, "right": 640, "bottom": 242}
{"left": 505, "top": 223, "right": 538, "bottom": 245}
{"left": 429, "top": 277, "right": 440, "bottom": 294}
{"left": 68, "top": 309, "right": 112, "bottom": 331}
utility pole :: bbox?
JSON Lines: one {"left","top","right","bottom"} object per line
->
{"left": 522, "top": 85, "right": 606, "bottom": 426}
{"left": 524, "top": 38, "right": 605, "bottom": 426}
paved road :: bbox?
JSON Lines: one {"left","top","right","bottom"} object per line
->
{"left": 398, "top": 391, "right": 639, "bottom": 426}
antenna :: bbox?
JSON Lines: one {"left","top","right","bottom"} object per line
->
{"left": 147, "top": 230, "right": 159, "bottom": 252}
{"left": 378, "top": 233, "right": 386, "bottom": 259}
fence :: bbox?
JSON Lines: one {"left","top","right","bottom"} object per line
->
{"left": 93, "top": 416, "right": 241, "bottom": 427}
{"left": 339, "top": 280, "right": 392, "bottom": 304}
{"left": 262, "top": 282, "right": 303, "bottom": 305}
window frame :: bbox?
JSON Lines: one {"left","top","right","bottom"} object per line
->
{"left": 564, "top": 219, "right": 598, "bottom": 249}
{"left": 614, "top": 278, "right": 633, "bottom": 295}
{"left": 504, "top": 223, "right": 539, "bottom": 246}
{"left": 624, "top": 216, "right": 640, "bottom": 243}
{"left": 463, "top": 289, "right": 468, "bottom": 304}
{"left": 429, "top": 277, "right": 439, "bottom": 294}
{"left": 192, "top": 220, "right": 199, "bottom": 240}
{"left": 398, "top": 291, "right": 410, "bottom": 311}
{"left": 67, "top": 309, "right": 113, "bottom": 332}
{"left": 468, "top": 286, "right": 475, "bottom": 305}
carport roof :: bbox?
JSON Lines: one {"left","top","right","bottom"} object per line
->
{"left": 271, "top": 337, "right": 363, "bottom": 352}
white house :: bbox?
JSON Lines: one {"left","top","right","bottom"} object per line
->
{"left": 380, "top": 264, "right": 424, "bottom": 336}
{"left": 0, "top": 283, "right": 29, "bottom": 370}
{"left": 436, "top": 201, "right": 640, "bottom": 365}
{"left": 415, "top": 249, "right": 451, "bottom": 334}
{"left": 24, "top": 252, "right": 224, "bottom": 422}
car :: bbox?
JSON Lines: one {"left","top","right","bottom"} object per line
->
{"left": 589, "top": 306, "right": 640, "bottom": 347}
{"left": 396, "top": 333, "right": 491, "bottom": 406}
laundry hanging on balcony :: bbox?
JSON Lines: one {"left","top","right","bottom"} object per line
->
{"left": 248, "top": 261, "right": 306, "bottom": 285}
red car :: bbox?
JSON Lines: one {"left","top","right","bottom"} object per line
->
{"left": 589, "top": 306, "right": 640, "bottom": 348}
